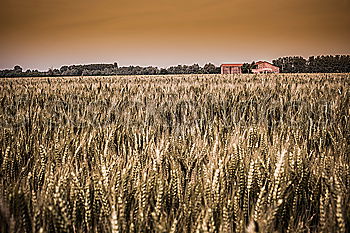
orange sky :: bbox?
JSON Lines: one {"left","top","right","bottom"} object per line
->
{"left": 1, "top": 0, "right": 349, "bottom": 70}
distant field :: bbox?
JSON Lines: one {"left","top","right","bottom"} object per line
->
{"left": 0, "top": 74, "right": 349, "bottom": 232}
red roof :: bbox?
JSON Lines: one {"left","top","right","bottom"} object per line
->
{"left": 221, "top": 64, "right": 243, "bottom": 67}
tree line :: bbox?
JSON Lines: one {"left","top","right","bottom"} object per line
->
{"left": 1, "top": 55, "right": 349, "bottom": 77}
{"left": 0, "top": 63, "right": 220, "bottom": 77}
{"left": 272, "top": 55, "right": 350, "bottom": 73}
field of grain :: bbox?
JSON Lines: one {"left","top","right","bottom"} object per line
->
{"left": 0, "top": 74, "right": 349, "bottom": 232}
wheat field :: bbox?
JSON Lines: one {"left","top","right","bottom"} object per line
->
{"left": 0, "top": 74, "right": 349, "bottom": 232}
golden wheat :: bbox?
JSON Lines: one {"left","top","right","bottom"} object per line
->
{"left": 0, "top": 73, "right": 349, "bottom": 232}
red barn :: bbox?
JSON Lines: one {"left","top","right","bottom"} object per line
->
{"left": 220, "top": 64, "right": 243, "bottom": 74}
{"left": 252, "top": 61, "right": 279, "bottom": 74}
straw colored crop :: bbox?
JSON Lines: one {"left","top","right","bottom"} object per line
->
{"left": 0, "top": 73, "right": 349, "bottom": 232}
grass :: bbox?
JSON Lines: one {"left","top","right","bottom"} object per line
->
{"left": 0, "top": 73, "right": 349, "bottom": 232}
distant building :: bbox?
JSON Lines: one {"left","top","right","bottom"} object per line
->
{"left": 252, "top": 61, "right": 280, "bottom": 74}
{"left": 220, "top": 64, "right": 243, "bottom": 74}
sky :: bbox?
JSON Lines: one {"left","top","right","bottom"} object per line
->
{"left": 0, "top": 0, "right": 349, "bottom": 70}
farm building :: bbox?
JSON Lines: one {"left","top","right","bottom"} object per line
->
{"left": 220, "top": 64, "right": 243, "bottom": 74}
{"left": 252, "top": 61, "right": 280, "bottom": 74}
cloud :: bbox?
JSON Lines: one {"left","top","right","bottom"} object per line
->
{"left": 0, "top": 0, "right": 349, "bottom": 70}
